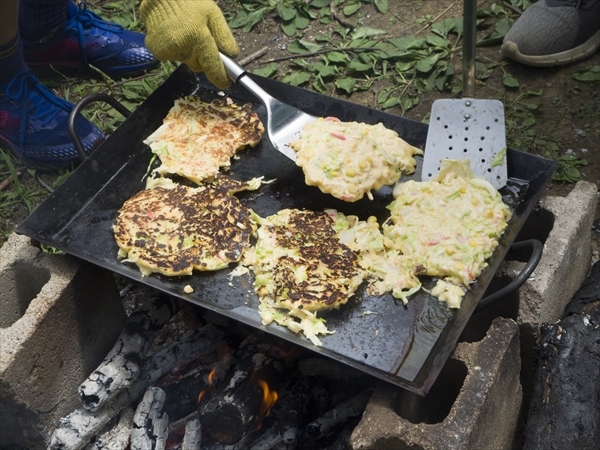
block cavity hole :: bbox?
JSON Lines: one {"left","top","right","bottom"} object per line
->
{"left": 394, "top": 358, "right": 467, "bottom": 424}
{"left": 0, "top": 262, "right": 50, "bottom": 328}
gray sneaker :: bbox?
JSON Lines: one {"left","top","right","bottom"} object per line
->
{"left": 501, "top": 0, "right": 600, "bottom": 67}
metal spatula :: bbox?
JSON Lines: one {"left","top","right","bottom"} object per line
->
{"left": 421, "top": 0, "right": 507, "bottom": 189}
{"left": 220, "top": 53, "right": 317, "bottom": 161}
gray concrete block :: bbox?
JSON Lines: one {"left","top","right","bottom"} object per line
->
{"left": 0, "top": 233, "right": 127, "bottom": 449}
{"left": 349, "top": 317, "right": 522, "bottom": 450}
{"left": 515, "top": 181, "right": 598, "bottom": 326}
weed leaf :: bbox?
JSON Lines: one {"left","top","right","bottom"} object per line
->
{"left": 374, "top": 0, "right": 388, "bottom": 13}
{"left": 281, "top": 21, "right": 297, "bottom": 36}
{"left": 326, "top": 51, "right": 349, "bottom": 63}
{"left": 288, "top": 39, "right": 323, "bottom": 54}
{"left": 503, "top": 72, "right": 519, "bottom": 88}
{"left": 381, "top": 97, "right": 399, "bottom": 109}
{"left": 253, "top": 63, "right": 278, "bottom": 78}
{"left": 352, "top": 27, "right": 388, "bottom": 39}
{"left": 416, "top": 53, "right": 442, "bottom": 73}
{"left": 277, "top": 4, "right": 296, "bottom": 21}
{"left": 283, "top": 71, "right": 312, "bottom": 86}
{"left": 336, "top": 77, "right": 357, "bottom": 93}
{"left": 295, "top": 15, "right": 310, "bottom": 29}
{"left": 573, "top": 66, "right": 600, "bottom": 82}
{"left": 343, "top": 1, "right": 362, "bottom": 16}
{"left": 431, "top": 18, "right": 458, "bottom": 38}
{"left": 348, "top": 60, "right": 372, "bottom": 72}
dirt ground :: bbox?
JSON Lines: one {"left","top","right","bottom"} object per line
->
{"left": 232, "top": 0, "right": 599, "bottom": 190}
{"left": 227, "top": 0, "right": 600, "bottom": 259}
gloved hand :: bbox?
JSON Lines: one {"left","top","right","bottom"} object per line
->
{"left": 140, "top": 0, "right": 239, "bottom": 89}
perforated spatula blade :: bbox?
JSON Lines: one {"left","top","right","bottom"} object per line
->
{"left": 422, "top": 0, "right": 508, "bottom": 189}
{"left": 422, "top": 98, "right": 508, "bottom": 189}
{"left": 220, "top": 53, "right": 317, "bottom": 161}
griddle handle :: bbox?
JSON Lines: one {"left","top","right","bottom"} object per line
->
{"left": 68, "top": 93, "right": 132, "bottom": 162}
{"left": 475, "top": 239, "right": 543, "bottom": 312}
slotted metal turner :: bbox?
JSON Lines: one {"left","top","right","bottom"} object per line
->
{"left": 421, "top": 0, "right": 507, "bottom": 189}
{"left": 220, "top": 53, "right": 317, "bottom": 161}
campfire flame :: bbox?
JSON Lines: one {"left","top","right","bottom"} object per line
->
{"left": 197, "top": 366, "right": 219, "bottom": 403}
{"left": 207, "top": 366, "right": 218, "bottom": 385}
{"left": 253, "top": 379, "right": 278, "bottom": 431}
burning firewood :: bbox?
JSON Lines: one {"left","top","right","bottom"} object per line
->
{"left": 305, "top": 388, "right": 374, "bottom": 439}
{"left": 523, "top": 261, "right": 600, "bottom": 450}
{"left": 319, "top": 418, "right": 361, "bottom": 450}
{"left": 244, "top": 375, "right": 316, "bottom": 450}
{"left": 131, "top": 387, "right": 169, "bottom": 450}
{"left": 181, "top": 418, "right": 201, "bottom": 450}
{"left": 198, "top": 334, "right": 298, "bottom": 445}
{"left": 79, "top": 294, "right": 183, "bottom": 412}
{"left": 83, "top": 406, "right": 134, "bottom": 450}
{"left": 49, "top": 325, "right": 225, "bottom": 450}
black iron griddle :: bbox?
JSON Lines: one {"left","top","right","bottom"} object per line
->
{"left": 17, "top": 65, "right": 556, "bottom": 395}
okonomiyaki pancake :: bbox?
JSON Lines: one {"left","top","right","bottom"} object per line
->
{"left": 384, "top": 160, "right": 512, "bottom": 290}
{"left": 114, "top": 180, "right": 257, "bottom": 277}
{"left": 253, "top": 209, "right": 364, "bottom": 313}
{"left": 290, "top": 117, "right": 422, "bottom": 202}
{"left": 143, "top": 96, "right": 264, "bottom": 184}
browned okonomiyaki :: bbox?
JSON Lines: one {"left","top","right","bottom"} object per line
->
{"left": 251, "top": 208, "right": 365, "bottom": 345}
{"left": 114, "top": 178, "right": 260, "bottom": 276}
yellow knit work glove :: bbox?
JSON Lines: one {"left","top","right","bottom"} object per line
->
{"left": 140, "top": 0, "right": 239, "bottom": 89}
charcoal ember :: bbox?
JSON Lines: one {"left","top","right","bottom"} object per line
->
{"left": 244, "top": 375, "right": 316, "bottom": 450}
{"left": 198, "top": 334, "right": 297, "bottom": 445}
{"left": 131, "top": 387, "right": 168, "bottom": 450}
{"left": 299, "top": 417, "right": 361, "bottom": 450}
{"left": 83, "top": 406, "right": 134, "bottom": 450}
{"left": 49, "top": 325, "right": 225, "bottom": 450}
{"left": 523, "top": 261, "right": 600, "bottom": 450}
{"left": 79, "top": 293, "right": 183, "bottom": 412}
{"left": 304, "top": 389, "right": 373, "bottom": 440}
{"left": 159, "top": 371, "right": 208, "bottom": 424}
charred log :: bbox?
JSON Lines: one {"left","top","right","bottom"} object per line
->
{"left": 246, "top": 375, "right": 316, "bottom": 450}
{"left": 305, "top": 389, "right": 373, "bottom": 439}
{"left": 181, "top": 418, "right": 202, "bottom": 450}
{"left": 83, "top": 406, "right": 134, "bottom": 450}
{"left": 198, "top": 335, "right": 296, "bottom": 445}
{"left": 131, "top": 387, "right": 168, "bottom": 450}
{"left": 316, "top": 418, "right": 360, "bottom": 450}
{"left": 158, "top": 368, "right": 209, "bottom": 424}
{"left": 79, "top": 294, "right": 182, "bottom": 411}
{"left": 523, "top": 261, "right": 600, "bottom": 450}
{"left": 49, "top": 325, "right": 225, "bottom": 450}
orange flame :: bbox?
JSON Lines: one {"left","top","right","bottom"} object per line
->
{"left": 207, "top": 366, "right": 218, "bottom": 385}
{"left": 253, "top": 379, "right": 278, "bottom": 431}
{"left": 197, "top": 366, "right": 219, "bottom": 404}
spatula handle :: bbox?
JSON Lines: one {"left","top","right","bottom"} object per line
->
{"left": 220, "top": 52, "right": 246, "bottom": 82}
{"left": 463, "top": 0, "right": 477, "bottom": 98}
{"left": 219, "top": 52, "right": 275, "bottom": 107}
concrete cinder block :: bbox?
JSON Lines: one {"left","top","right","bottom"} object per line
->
{"left": 515, "top": 181, "right": 598, "bottom": 326}
{"left": 349, "top": 317, "right": 522, "bottom": 450}
{"left": 0, "top": 233, "right": 127, "bottom": 449}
